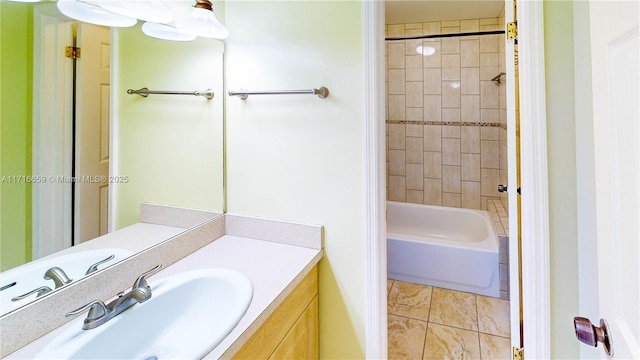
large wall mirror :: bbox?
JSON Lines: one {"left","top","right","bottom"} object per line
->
{"left": 0, "top": 0, "right": 225, "bottom": 316}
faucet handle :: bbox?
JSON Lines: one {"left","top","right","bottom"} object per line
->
{"left": 66, "top": 300, "right": 108, "bottom": 321}
{"left": 85, "top": 254, "right": 115, "bottom": 275}
{"left": 132, "top": 264, "right": 162, "bottom": 290}
{"left": 11, "top": 286, "right": 53, "bottom": 301}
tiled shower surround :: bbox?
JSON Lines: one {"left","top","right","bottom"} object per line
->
{"left": 385, "top": 17, "right": 508, "bottom": 211}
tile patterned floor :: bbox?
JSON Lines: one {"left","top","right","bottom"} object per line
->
{"left": 388, "top": 279, "right": 511, "bottom": 359}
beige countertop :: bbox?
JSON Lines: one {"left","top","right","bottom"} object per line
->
{"left": 6, "top": 234, "right": 322, "bottom": 359}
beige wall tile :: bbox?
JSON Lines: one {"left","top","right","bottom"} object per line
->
{"left": 461, "top": 39, "right": 480, "bottom": 67}
{"left": 424, "top": 95, "right": 442, "bottom": 121}
{"left": 406, "top": 163, "right": 424, "bottom": 190}
{"left": 388, "top": 123, "right": 406, "bottom": 149}
{"left": 462, "top": 154, "right": 481, "bottom": 181}
{"left": 424, "top": 324, "right": 481, "bottom": 360}
{"left": 406, "top": 124, "right": 423, "bottom": 137}
{"left": 481, "top": 127, "right": 500, "bottom": 140}
{"left": 423, "top": 151, "right": 442, "bottom": 179}
{"left": 442, "top": 54, "right": 461, "bottom": 81}
{"left": 442, "top": 108, "right": 460, "bottom": 123}
{"left": 462, "top": 181, "right": 482, "bottom": 209}
{"left": 424, "top": 178, "right": 443, "bottom": 205}
{"left": 405, "top": 39, "right": 422, "bottom": 54}
{"left": 443, "top": 192, "right": 462, "bottom": 208}
{"left": 481, "top": 108, "right": 499, "bottom": 123}
{"left": 422, "top": 42, "right": 442, "bottom": 69}
{"left": 461, "top": 67, "right": 480, "bottom": 95}
{"left": 388, "top": 42, "right": 406, "bottom": 69}
{"left": 389, "top": 94, "right": 406, "bottom": 120}
{"left": 442, "top": 82, "right": 461, "bottom": 108}
{"left": 441, "top": 20, "right": 460, "bottom": 27}
{"left": 441, "top": 37, "right": 460, "bottom": 54}
{"left": 405, "top": 23, "right": 422, "bottom": 30}
{"left": 480, "top": 53, "right": 499, "bottom": 81}
{"left": 388, "top": 175, "right": 406, "bottom": 202}
{"left": 387, "top": 24, "right": 405, "bottom": 37}
{"left": 406, "top": 107, "right": 423, "bottom": 121}
{"left": 481, "top": 168, "right": 500, "bottom": 196}
{"left": 424, "top": 125, "right": 442, "bottom": 152}
{"left": 460, "top": 19, "right": 480, "bottom": 32}
{"left": 441, "top": 26, "right": 460, "bottom": 34}
{"left": 423, "top": 68, "right": 442, "bottom": 95}
{"left": 406, "top": 67, "right": 423, "bottom": 82}
{"left": 461, "top": 95, "right": 480, "bottom": 122}
{"left": 442, "top": 138, "right": 461, "bottom": 166}
{"left": 442, "top": 125, "right": 460, "bottom": 139}
{"left": 406, "top": 82, "right": 424, "bottom": 107}
{"left": 481, "top": 81, "right": 499, "bottom": 109}
{"left": 407, "top": 190, "right": 424, "bottom": 204}
{"left": 388, "top": 149, "right": 406, "bottom": 176}
{"left": 442, "top": 165, "right": 461, "bottom": 193}
{"left": 422, "top": 22, "right": 441, "bottom": 35}
{"left": 388, "top": 69, "right": 406, "bottom": 94}
{"left": 406, "top": 137, "right": 424, "bottom": 164}
{"left": 481, "top": 140, "right": 500, "bottom": 169}
{"left": 480, "top": 34, "right": 500, "bottom": 53}
{"left": 461, "top": 126, "right": 480, "bottom": 153}
{"left": 480, "top": 18, "right": 498, "bottom": 25}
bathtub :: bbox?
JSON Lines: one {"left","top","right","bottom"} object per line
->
{"left": 387, "top": 201, "right": 499, "bottom": 297}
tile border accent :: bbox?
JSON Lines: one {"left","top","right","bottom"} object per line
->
{"left": 386, "top": 120, "right": 507, "bottom": 130}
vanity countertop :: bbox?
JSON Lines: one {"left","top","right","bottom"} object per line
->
{"left": 6, "top": 234, "right": 323, "bottom": 359}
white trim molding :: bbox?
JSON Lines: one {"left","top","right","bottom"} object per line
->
{"left": 517, "top": 1, "right": 551, "bottom": 358}
{"left": 363, "top": 0, "right": 387, "bottom": 358}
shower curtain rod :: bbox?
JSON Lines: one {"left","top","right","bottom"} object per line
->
{"left": 386, "top": 30, "right": 505, "bottom": 41}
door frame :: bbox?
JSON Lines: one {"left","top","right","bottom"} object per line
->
{"left": 362, "top": 1, "right": 551, "bottom": 358}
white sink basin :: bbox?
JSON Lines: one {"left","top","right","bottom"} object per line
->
{"left": 36, "top": 268, "right": 253, "bottom": 360}
{"left": 0, "top": 248, "right": 132, "bottom": 315}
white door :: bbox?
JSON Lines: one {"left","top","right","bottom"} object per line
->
{"left": 583, "top": 1, "right": 639, "bottom": 358}
{"left": 75, "top": 24, "right": 110, "bottom": 243}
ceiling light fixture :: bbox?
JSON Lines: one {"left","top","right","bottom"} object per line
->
{"left": 142, "top": 22, "right": 198, "bottom": 42}
{"left": 98, "top": 0, "right": 173, "bottom": 24}
{"left": 176, "top": 0, "right": 229, "bottom": 39}
{"left": 57, "top": 0, "right": 137, "bottom": 28}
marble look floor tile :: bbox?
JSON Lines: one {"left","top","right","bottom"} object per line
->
{"left": 388, "top": 315, "right": 428, "bottom": 360}
{"left": 388, "top": 281, "right": 433, "bottom": 322}
{"left": 477, "top": 295, "right": 510, "bottom": 337}
{"left": 429, "top": 287, "right": 478, "bottom": 331}
{"left": 423, "top": 323, "right": 481, "bottom": 360}
{"left": 479, "top": 333, "right": 511, "bottom": 359}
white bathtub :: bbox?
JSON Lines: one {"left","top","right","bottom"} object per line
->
{"left": 387, "top": 201, "right": 499, "bottom": 297}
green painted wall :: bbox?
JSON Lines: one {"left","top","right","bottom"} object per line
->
{"left": 0, "top": 2, "right": 33, "bottom": 271}
{"left": 225, "top": 1, "right": 365, "bottom": 357}
{"left": 114, "top": 25, "right": 225, "bottom": 228}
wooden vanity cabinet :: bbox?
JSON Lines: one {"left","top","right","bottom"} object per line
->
{"left": 231, "top": 266, "right": 318, "bottom": 359}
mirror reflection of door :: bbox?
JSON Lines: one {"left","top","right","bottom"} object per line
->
{"left": 32, "top": 6, "right": 110, "bottom": 259}
{"left": 76, "top": 23, "right": 110, "bottom": 243}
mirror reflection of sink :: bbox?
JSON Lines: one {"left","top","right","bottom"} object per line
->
{"left": 36, "top": 268, "right": 253, "bottom": 360}
{"left": 0, "top": 248, "right": 132, "bottom": 315}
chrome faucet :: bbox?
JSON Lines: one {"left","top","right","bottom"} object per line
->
{"left": 66, "top": 264, "right": 162, "bottom": 330}
{"left": 44, "top": 267, "right": 73, "bottom": 288}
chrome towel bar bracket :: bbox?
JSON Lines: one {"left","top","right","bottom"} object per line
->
{"left": 127, "top": 87, "right": 214, "bottom": 100}
{"left": 228, "top": 86, "right": 329, "bottom": 100}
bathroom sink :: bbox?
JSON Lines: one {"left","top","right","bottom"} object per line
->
{"left": 36, "top": 268, "right": 253, "bottom": 360}
{"left": 0, "top": 248, "right": 132, "bottom": 315}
